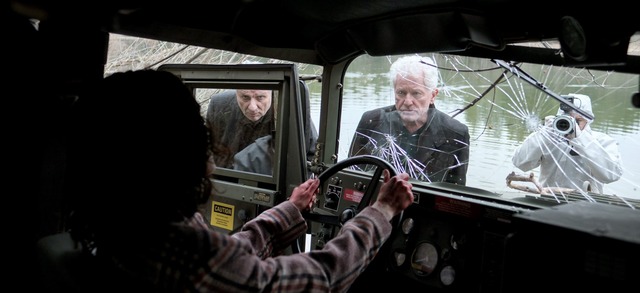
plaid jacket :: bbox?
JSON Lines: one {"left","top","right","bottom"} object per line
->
{"left": 115, "top": 201, "right": 392, "bottom": 292}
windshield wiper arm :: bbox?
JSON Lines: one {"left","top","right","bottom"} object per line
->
{"left": 493, "top": 59, "right": 594, "bottom": 120}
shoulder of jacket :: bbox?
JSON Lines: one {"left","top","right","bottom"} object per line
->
{"left": 208, "top": 91, "right": 236, "bottom": 111}
{"left": 361, "top": 105, "right": 395, "bottom": 120}
{"left": 434, "top": 110, "right": 469, "bottom": 136}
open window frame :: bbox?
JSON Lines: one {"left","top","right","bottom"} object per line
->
{"left": 159, "top": 63, "right": 311, "bottom": 232}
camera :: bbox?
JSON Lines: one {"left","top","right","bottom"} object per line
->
{"left": 559, "top": 95, "right": 575, "bottom": 112}
{"left": 552, "top": 114, "right": 575, "bottom": 135}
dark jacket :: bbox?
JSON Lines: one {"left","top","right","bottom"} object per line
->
{"left": 349, "top": 105, "right": 469, "bottom": 185}
{"left": 207, "top": 91, "right": 274, "bottom": 168}
{"left": 234, "top": 135, "right": 274, "bottom": 175}
{"left": 207, "top": 90, "right": 318, "bottom": 170}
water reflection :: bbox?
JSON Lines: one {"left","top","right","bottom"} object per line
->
{"left": 311, "top": 54, "right": 640, "bottom": 200}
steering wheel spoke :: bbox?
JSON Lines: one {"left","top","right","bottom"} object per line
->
{"left": 308, "top": 155, "right": 399, "bottom": 226}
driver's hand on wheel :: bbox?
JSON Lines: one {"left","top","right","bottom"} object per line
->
{"left": 289, "top": 178, "right": 320, "bottom": 212}
{"left": 371, "top": 170, "right": 414, "bottom": 222}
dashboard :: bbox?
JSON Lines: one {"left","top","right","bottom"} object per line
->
{"left": 308, "top": 169, "right": 640, "bottom": 292}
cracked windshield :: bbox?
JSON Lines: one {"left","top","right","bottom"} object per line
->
{"left": 107, "top": 34, "right": 639, "bottom": 208}
{"left": 335, "top": 53, "right": 639, "bottom": 207}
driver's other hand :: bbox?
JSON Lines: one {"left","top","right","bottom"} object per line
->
{"left": 289, "top": 178, "right": 320, "bottom": 212}
{"left": 372, "top": 170, "right": 413, "bottom": 222}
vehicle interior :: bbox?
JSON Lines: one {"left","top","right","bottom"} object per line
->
{"left": 7, "top": 0, "right": 639, "bottom": 292}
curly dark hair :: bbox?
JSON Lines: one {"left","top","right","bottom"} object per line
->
{"left": 66, "top": 70, "right": 212, "bottom": 254}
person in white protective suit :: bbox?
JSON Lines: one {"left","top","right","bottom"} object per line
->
{"left": 512, "top": 93, "right": 623, "bottom": 194}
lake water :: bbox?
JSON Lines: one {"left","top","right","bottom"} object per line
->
{"left": 304, "top": 54, "right": 640, "bottom": 199}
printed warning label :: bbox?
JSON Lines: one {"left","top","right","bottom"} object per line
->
{"left": 434, "top": 196, "right": 482, "bottom": 219}
{"left": 344, "top": 188, "right": 364, "bottom": 203}
{"left": 211, "top": 201, "right": 234, "bottom": 230}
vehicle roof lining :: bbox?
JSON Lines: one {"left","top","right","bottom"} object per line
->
{"left": 11, "top": 0, "right": 640, "bottom": 71}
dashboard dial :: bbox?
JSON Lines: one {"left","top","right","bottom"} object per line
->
{"left": 401, "top": 218, "right": 414, "bottom": 234}
{"left": 410, "top": 242, "right": 439, "bottom": 277}
{"left": 440, "top": 265, "right": 456, "bottom": 286}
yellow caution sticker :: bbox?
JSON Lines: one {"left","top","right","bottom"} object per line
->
{"left": 211, "top": 201, "right": 234, "bottom": 230}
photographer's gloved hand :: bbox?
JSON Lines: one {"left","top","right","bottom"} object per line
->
{"left": 570, "top": 124, "right": 596, "bottom": 153}
{"left": 564, "top": 121, "right": 583, "bottom": 140}
{"left": 573, "top": 122, "right": 582, "bottom": 138}
{"left": 544, "top": 115, "right": 554, "bottom": 128}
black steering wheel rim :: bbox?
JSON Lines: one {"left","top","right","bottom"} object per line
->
{"left": 295, "top": 155, "right": 403, "bottom": 253}
{"left": 306, "top": 155, "right": 400, "bottom": 226}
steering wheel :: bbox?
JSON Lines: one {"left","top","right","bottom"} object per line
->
{"left": 305, "top": 155, "right": 400, "bottom": 228}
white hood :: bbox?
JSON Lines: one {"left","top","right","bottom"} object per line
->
{"left": 557, "top": 93, "right": 594, "bottom": 123}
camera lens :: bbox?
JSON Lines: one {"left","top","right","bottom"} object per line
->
{"left": 553, "top": 115, "right": 574, "bottom": 135}
{"left": 555, "top": 119, "right": 571, "bottom": 131}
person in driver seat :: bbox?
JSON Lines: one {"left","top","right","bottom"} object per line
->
{"left": 512, "top": 93, "right": 623, "bottom": 194}
{"left": 65, "top": 69, "right": 414, "bottom": 292}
